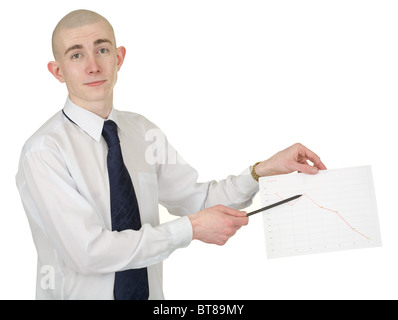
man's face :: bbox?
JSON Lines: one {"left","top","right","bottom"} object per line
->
{"left": 49, "top": 21, "right": 125, "bottom": 110}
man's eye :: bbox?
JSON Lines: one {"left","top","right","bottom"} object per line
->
{"left": 71, "top": 53, "right": 82, "bottom": 60}
{"left": 98, "top": 48, "right": 109, "bottom": 54}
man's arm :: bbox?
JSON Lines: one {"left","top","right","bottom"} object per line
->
{"left": 158, "top": 142, "right": 325, "bottom": 247}
{"left": 16, "top": 146, "right": 192, "bottom": 274}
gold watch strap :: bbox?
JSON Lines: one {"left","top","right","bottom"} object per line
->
{"left": 251, "top": 161, "right": 261, "bottom": 182}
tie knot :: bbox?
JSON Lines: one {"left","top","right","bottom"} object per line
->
{"left": 102, "top": 120, "right": 120, "bottom": 147}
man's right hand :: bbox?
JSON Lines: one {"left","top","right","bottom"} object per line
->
{"left": 188, "top": 205, "right": 249, "bottom": 246}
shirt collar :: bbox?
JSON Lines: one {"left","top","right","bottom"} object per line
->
{"left": 62, "top": 97, "right": 124, "bottom": 142}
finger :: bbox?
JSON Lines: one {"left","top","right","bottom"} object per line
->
{"left": 217, "top": 205, "right": 247, "bottom": 217}
{"left": 230, "top": 217, "right": 249, "bottom": 228}
{"left": 315, "top": 159, "right": 327, "bottom": 170}
{"left": 230, "top": 214, "right": 249, "bottom": 227}
{"left": 301, "top": 146, "right": 327, "bottom": 170}
{"left": 217, "top": 206, "right": 249, "bottom": 227}
{"left": 295, "top": 162, "right": 319, "bottom": 175}
{"left": 237, "top": 216, "right": 249, "bottom": 226}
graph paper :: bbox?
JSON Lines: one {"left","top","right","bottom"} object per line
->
{"left": 259, "top": 166, "right": 382, "bottom": 258}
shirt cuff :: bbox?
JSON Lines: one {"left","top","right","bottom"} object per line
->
{"left": 236, "top": 167, "right": 260, "bottom": 196}
{"left": 165, "top": 216, "right": 193, "bottom": 249}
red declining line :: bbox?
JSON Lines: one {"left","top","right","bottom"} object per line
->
{"left": 275, "top": 193, "right": 370, "bottom": 240}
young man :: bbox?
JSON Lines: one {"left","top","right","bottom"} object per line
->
{"left": 16, "top": 10, "right": 326, "bottom": 300}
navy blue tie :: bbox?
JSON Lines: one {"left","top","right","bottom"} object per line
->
{"left": 102, "top": 120, "right": 149, "bottom": 300}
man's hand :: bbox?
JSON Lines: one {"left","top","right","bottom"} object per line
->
{"left": 188, "top": 205, "right": 248, "bottom": 246}
{"left": 255, "top": 143, "right": 327, "bottom": 177}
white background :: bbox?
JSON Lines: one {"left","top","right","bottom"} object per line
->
{"left": 1, "top": 0, "right": 397, "bottom": 299}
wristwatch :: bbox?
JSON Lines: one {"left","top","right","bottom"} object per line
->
{"left": 251, "top": 161, "right": 261, "bottom": 182}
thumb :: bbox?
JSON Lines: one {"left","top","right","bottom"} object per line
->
{"left": 295, "top": 163, "right": 319, "bottom": 175}
{"left": 219, "top": 205, "right": 247, "bottom": 217}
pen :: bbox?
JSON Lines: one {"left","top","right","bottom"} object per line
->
{"left": 246, "top": 194, "right": 302, "bottom": 217}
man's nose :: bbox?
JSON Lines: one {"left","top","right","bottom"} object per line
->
{"left": 86, "top": 55, "right": 101, "bottom": 74}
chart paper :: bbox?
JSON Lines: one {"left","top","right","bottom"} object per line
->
{"left": 259, "top": 166, "right": 382, "bottom": 258}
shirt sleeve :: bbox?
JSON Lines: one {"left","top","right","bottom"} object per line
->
{"left": 16, "top": 145, "right": 192, "bottom": 275}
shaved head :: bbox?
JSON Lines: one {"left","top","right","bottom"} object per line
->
{"left": 52, "top": 9, "right": 116, "bottom": 59}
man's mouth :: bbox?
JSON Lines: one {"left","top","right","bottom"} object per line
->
{"left": 85, "top": 80, "right": 107, "bottom": 87}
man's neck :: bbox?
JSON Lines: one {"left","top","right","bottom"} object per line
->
{"left": 68, "top": 94, "right": 113, "bottom": 119}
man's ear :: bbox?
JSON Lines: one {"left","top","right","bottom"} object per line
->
{"left": 47, "top": 61, "right": 65, "bottom": 83}
{"left": 116, "top": 46, "right": 126, "bottom": 71}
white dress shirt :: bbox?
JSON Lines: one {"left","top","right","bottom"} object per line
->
{"left": 16, "top": 97, "right": 259, "bottom": 300}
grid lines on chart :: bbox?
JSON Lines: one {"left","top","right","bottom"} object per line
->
{"left": 259, "top": 166, "right": 381, "bottom": 258}
{"left": 274, "top": 193, "right": 370, "bottom": 240}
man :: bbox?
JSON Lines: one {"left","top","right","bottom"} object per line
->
{"left": 16, "top": 9, "right": 326, "bottom": 300}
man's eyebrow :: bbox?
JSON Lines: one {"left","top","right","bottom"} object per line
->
{"left": 64, "top": 44, "right": 83, "bottom": 56}
{"left": 94, "top": 38, "right": 113, "bottom": 46}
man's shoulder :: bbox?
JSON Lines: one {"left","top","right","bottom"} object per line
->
{"left": 114, "top": 109, "right": 161, "bottom": 132}
{"left": 20, "top": 110, "right": 66, "bottom": 155}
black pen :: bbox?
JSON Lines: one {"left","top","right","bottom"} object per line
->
{"left": 246, "top": 194, "right": 302, "bottom": 217}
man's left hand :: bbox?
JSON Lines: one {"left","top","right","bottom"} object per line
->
{"left": 255, "top": 143, "right": 327, "bottom": 177}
